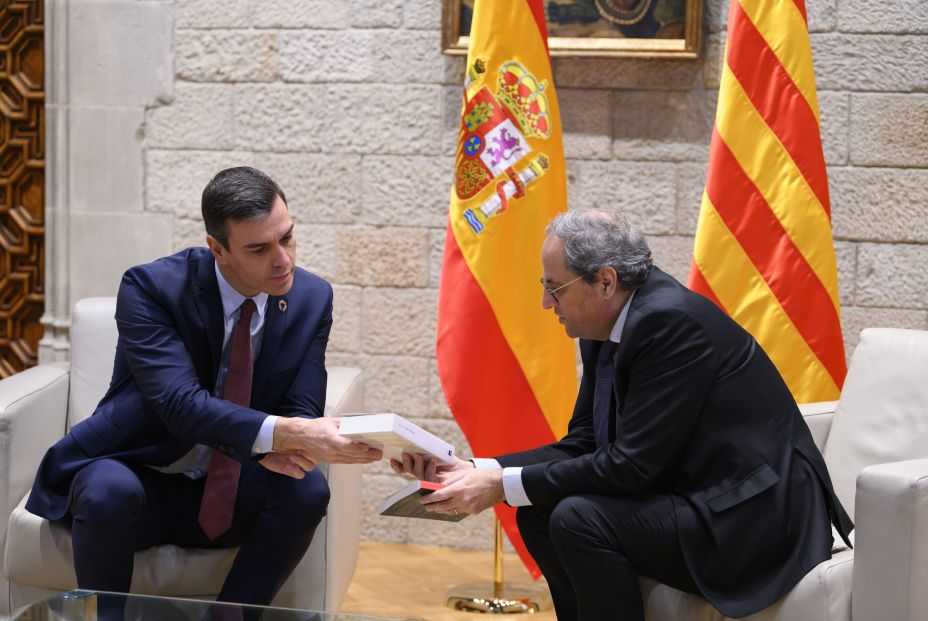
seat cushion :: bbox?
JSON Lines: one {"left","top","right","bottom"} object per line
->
{"left": 5, "top": 494, "right": 236, "bottom": 596}
{"left": 823, "top": 328, "right": 928, "bottom": 521}
{"left": 640, "top": 550, "right": 853, "bottom": 621}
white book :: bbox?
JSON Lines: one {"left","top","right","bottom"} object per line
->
{"left": 338, "top": 413, "right": 456, "bottom": 464}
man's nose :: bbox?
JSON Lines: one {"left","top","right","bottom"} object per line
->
{"left": 542, "top": 292, "right": 555, "bottom": 310}
{"left": 272, "top": 244, "right": 291, "bottom": 267}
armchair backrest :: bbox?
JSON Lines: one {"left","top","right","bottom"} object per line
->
{"left": 822, "top": 328, "right": 928, "bottom": 521}
{"left": 67, "top": 297, "right": 119, "bottom": 430}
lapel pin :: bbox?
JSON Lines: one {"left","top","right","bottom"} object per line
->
{"left": 279, "top": 300, "right": 288, "bottom": 313}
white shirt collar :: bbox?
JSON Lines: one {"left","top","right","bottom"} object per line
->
{"left": 608, "top": 290, "right": 636, "bottom": 344}
{"left": 214, "top": 261, "right": 268, "bottom": 321}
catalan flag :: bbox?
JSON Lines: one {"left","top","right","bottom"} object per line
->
{"left": 436, "top": 0, "right": 576, "bottom": 577}
{"left": 688, "top": 0, "right": 847, "bottom": 403}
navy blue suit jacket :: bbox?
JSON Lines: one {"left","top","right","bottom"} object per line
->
{"left": 27, "top": 247, "right": 333, "bottom": 521}
{"left": 498, "top": 267, "right": 853, "bottom": 617}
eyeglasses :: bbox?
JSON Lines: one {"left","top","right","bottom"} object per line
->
{"left": 540, "top": 275, "right": 585, "bottom": 304}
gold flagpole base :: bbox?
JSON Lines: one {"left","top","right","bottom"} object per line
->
{"left": 444, "top": 580, "right": 553, "bottom": 614}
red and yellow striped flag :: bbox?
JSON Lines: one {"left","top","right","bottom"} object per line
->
{"left": 689, "top": 0, "right": 847, "bottom": 403}
{"left": 436, "top": 0, "right": 577, "bottom": 577}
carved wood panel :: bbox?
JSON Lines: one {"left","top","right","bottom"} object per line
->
{"left": 0, "top": 0, "right": 44, "bottom": 377}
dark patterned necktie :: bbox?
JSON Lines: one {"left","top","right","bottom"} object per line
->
{"left": 198, "top": 298, "right": 256, "bottom": 541}
{"left": 593, "top": 340, "right": 618, "bottom": 448}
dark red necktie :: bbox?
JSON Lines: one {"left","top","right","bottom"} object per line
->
{"left": 198, "top": 298, "right": 257, "bottom": 541}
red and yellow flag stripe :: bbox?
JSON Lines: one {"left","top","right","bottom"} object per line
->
{"left": 437, "top": 0, "right": 577, "bottom": 576}
{"left": 689, "top": 0, "right": 846, "bottom": 403}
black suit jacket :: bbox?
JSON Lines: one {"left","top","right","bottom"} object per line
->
{"left": 497, "top": 266, "right": 853, "bottom": 617}
{"left": 27, "top": 247, "right": 333, "bottom": 521}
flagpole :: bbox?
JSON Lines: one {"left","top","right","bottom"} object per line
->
{"left": 444, "top": 517, "right": 553, "bottom": 614}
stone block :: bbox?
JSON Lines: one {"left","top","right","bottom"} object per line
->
{"left": 69, "top": 1, "right": 172, "bottom": 105}
{"left": 703, "top": 32, "right": 726, "bottom": 90}
{"left": 361, "top": 155, "right": 452, "bottom": 228}
{"left": 146, "top": 150, "right": 255, "bottom": 218}
{"left": 830, "top": 168, "right": 928, "bottom": 242}
{"left": 247, "top": 0, "right": 351, "bottom": 28}
{"left": 279, "top": 30, "right": 443, "bottom": 85}
{"left": 252, "top": 152, "right": 363, "bottom": 224}
{"left": 360, "top": 472, "right": 412, "bottom": 544}
{"left": 235, "top": 84, "right": 444, "bottom": 155}
{"left": 175, "top": 0, "right": 249, "bottom": 28}
{"left": 648, "top": 236, "right": 696, "bottom": 285}
{"left": 559, "top": 89, "right": 612, "bottom": 160}
{"left": 566, "top": 161, "right": 677, "bottom": 235}
{"left": 176, "top": 30, "right": 277, "bottom": 83}
{"left": 69, "top": 106, "right": 144, "bottom": 212}
{"left": 429, "top": 228, "right": 447, "bottom": 289}
{"left": 849, "top": 94, "right": 928, "bottom": 167}
{"left": 806, "top": 0, "right": 837, "bottom": 32}
{"left": 835, "top": 241, "right": 856, "bottom": 307}
{"left": 428, "top": 357, "right": 453, "bottom": 419}
{"left": 855, "top": 243, "right": 928, "bottom": 308}
{"left": 172, "top": 216, "right": 205, "bottom": 252}
{"left": 331, "top": 285, "right": 363, "bottom": 353}
{"left": 362, "top": 288, "right": 438, "bottom": 357}
{"left": 841, "top": 306, "right": 928, "bottom": 366}
{"left": 675, "top": 161, "right": 707, "bottom": 235}
{"left": 705, "top": 0, "right": 731, "bottom": 33}
{"left": 360, "top": 354, "right": 430, "bottom": 416}
{"left": 838, "top": 0, "right": 928, "bottom": 34}
{"left": 442, "top": 55, "right": 467, "bottom": 87}
{"left": 297, "top": 223, "right": 339, "bottom": 282}
{"left": 613, "top": 90, "right": 714, "bottom": 162}
{"left": 69, "top": 212, "right": 173, "bottom": 301}
{"left": 442, "top": 85, "right": 465, "bottom": 155}
{"left": 351, "top": 0, "right": 404, "bottom": 28}
{"left": 818, "top": 91, "right": 849, "bottom": 166}
{"left": 811, "top": 34, "right": 927, "bottom": 92}
{"left": 337, "top": 227, "right": 430, "bottom": 287}
{"left": 146, "top": 84, "right": 236, "bottom": 150}
{"left": 553, "top": 57, "right": 704, "bottom": 90}
{"left": 404, "top": 0, "right": 441, "bottom": 29}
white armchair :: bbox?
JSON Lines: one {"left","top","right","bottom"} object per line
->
{"left": 639, "top": 328, "right": 928, "bottom": 621}
{"left": 0, "top": 298, "right": 364, "bottom": 614}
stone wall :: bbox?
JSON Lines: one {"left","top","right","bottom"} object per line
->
{"left": 57, "top": 0, "right": 928, "bottom": 549}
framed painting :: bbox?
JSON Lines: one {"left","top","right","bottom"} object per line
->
{"left": 442, "top": 0, "right": 703, "bottom": 59}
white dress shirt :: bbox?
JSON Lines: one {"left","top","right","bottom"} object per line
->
{"left": 476, "top": 291, "right": 636, "bottom": 506}
{"left": 150, "top": 263, "right": 277, "bottom": 478}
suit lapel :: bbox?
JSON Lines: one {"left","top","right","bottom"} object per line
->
{"left": 191, "top": 251, "right": 225, "bottom": 382}
{"left": 252, "top": 294, "right": 288, "bottom": 402}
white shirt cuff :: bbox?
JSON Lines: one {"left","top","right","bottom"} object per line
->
{"left": 501, "top": 467, "right": 531, "bottom": 506}
{"left": 471, "top": 457, "right": 502, "bottom": 470}
{"left": 252, "top": 415, "right": 279, "bottom": 455}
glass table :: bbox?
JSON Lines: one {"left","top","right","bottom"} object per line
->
{"left": 10, "top": 590, "right": 418, "bottom": 621}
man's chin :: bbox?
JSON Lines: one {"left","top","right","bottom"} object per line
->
{"left": 267, "top": 274, "right": 294, "bottom": 296}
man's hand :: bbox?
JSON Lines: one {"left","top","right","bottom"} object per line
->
{"left": 273, "top": 417, "right": 382, "bottom": 464}
{"left": 389, "top": 454, "right": 474, "bottom": 483}
{"left": 420, "top": 468, "right": 505, "bottom": 516}
{"left": 260, "top": 451, "right": 315, "bottom": 479}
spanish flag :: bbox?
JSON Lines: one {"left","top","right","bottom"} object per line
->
{"left": 436, "top": 0, "right": 576, "bottom": 577}
{"left": 689, "top": 0, "right": 847, "bottom": 403}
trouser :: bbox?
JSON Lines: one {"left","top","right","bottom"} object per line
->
{"left": 517, "top": 493, "right": 700, "bottom": 621}
{"left": 67, "top": 457, "right": 329, "bottom": 606}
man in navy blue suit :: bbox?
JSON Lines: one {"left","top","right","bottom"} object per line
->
{"left": 26, "top": 166, "right": 381, "bottom": 605}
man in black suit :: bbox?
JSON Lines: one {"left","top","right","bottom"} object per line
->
{"left": 396, "top": 210, "right": 853, "bottom": 621}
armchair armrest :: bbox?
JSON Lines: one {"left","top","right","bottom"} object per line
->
{"left": 852, "top": 458, "right": 928, "bottom": 621}
{"left": 798, "top": 400, "right": 838, "bottom": 452}
{"left": 0, "top": 363, "right": 70, "bottom": 532}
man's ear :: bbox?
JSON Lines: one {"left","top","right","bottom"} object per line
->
{"left": 599, "top": 266, "right": 618, "bottom": 297}
{"left": 206, "top": 234, "right": 227, "bottom": 264}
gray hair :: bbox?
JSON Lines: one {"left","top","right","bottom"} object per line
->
{"left": 546, "top": 210, "right": 652, "bottom": 290}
